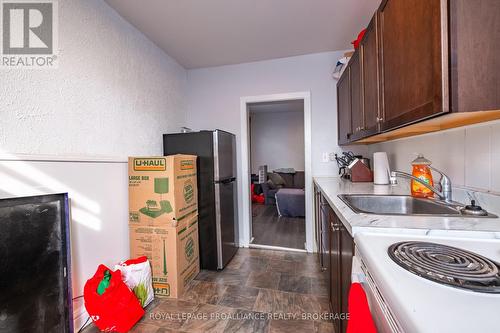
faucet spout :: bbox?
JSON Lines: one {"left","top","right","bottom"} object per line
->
{"left": 390, "top": 168, "right": 452, "bottom": 203}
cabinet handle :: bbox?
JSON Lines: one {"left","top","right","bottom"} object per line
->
{"left": 331, "top": 223, "right": 342, "bottom": 231}
{"left": 376, "top": 117, "right": 384, "bottom": 123}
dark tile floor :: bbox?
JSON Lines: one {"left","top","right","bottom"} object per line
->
{"left": 83, "top": 248, "right": 334, "bottom": 333}
{"left": 251, "top": 204, "right": 306, "bottom": 249}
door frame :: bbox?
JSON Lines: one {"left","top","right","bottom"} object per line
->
{"left": 239, "top": 91, "right": 313, "bottom": 252}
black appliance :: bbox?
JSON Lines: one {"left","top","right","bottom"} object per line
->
{"left": 163, "top": 130, "right": 238, "bottom": 270}
{"left": 0, "top": 194, "right": 73, "bottom": 332}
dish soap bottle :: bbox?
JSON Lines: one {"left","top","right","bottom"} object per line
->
{"left": 411, "top": 154, "right": 434, "bottom": 198}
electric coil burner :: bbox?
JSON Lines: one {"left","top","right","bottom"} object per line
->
{"left": 388, "top": 241, "right": 500, "bottom": 293}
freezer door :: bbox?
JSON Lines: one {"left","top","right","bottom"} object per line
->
{"left": 214, "top": 180, "right": 238, "bottom": 269}
{"left": 213, "top": 130, "right": 236, "bottom": 181}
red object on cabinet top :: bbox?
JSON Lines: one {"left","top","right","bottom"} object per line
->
{"left": 351, "top": 29, "right": 367, "bottom": 49}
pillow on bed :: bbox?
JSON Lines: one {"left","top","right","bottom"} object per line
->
{"left": 266, "top": 179, "right": 284, "bottom": 190}
{"left": 268, "top": 173, "right": 286, "bottom": 187}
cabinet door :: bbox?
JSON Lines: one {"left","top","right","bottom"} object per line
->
{"left": 379, "top": 0, "right": 447, "bottom": 131}
{"left": 449, "top": 0, "right": 500, "bottom": 112}
{"left": 337, "top": 68, "right": 352, "bottom": 145}
{"left": 360, "top": 14, "right": 381, "bottom": 138}
{"left": 328, "top": 210, "right": 341, "bottom": 333}
{"left": 339, "top": 223, "right": 354, "bottom": 333}
{"left": 315, "top": 188, "right": 325, "bottom": 267}
{"left": 321, "top": 200, "right": 330, "bottom": 270}
{"left": 350, "top": 52, "right": 364, "bottom": 140}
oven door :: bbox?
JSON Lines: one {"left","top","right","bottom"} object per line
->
{"left": 352, "top": 254, "right": 404, "bottom": 333}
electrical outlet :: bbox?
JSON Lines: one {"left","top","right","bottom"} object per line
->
{"left": 322, "top": 152, "right": 329, "bottom": 163}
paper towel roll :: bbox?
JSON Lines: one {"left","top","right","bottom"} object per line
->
{"left": 373, "top": 152, "right": 390, "bottom": 185}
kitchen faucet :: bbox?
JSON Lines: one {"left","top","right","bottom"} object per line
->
{"left": 390, "top": 166, "right": 452, "bottom": 203}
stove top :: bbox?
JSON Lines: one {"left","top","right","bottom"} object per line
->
{"left": 356, "top": 232, "right": 500, "bottom": 333}
{"left": 388, "top": 241, "right": 500, "bottom": 293}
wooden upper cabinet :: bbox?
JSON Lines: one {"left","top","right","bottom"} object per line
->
{"left": 336, "top": 0, "right": 500, "bottom": 146}
{"left": 339, "top": 13, "right": 381, "bottom": 145}
{"left": 350, "top": 51, "right": 364, "bottom": 141}
{"left": 450, "top": 0, "right": 500, "bottom": 112}
{"left": 360, "top": 14, "right": 381, "bottom": 138}
{"left": 379, "top": 0, "right": 447, "bottom": 131}
{"left": 337, "top": 68, "right": 352, "bottom": 145}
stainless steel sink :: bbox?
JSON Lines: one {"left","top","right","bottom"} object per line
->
{"left": 338, "top": 194, "right": 497, "bottom": 218}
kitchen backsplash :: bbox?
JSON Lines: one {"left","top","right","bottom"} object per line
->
{"left": 368, "top": 119, "right": 500, "bottom": 213}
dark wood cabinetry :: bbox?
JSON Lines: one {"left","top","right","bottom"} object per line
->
{"left": 379, "top": 0, "right": 446, "bottom": 130}
{"left": 328, "top": 208, "right": 354, "bottom": 333}
{"left": 337, "top": 0, "right": 500, "bottom": 145}
{"left": 350, "top": 52, "right": 363, "bottom": 141}
{"left": 328, "top": 210, "right": 342, "bottom": 333}
{"left": 320, "top": 196, "right": 330, "bottom": 271}
{"left": 360, "top": 14, "right": 381, "bottom": 138}
{"left": 339, "top": 222, "right": 354, "bottom": 332}
{"left": 449, "top": 0, "right": 500, "bottom": 112}
{"left": 315, "top": 190, "right": 354, "bottom": 333}
{"left": 337, "top": 68, "right": 352, "bottom": 145}
{"left": 338, "top": 10, "right": 383, "bottom": 144}
{"left": 314, "top": 184, "right": 323, "bottom": 265}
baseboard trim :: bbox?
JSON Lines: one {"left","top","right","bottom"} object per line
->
{"left": 249, "top": 243, "right": 307, "bottom": 253}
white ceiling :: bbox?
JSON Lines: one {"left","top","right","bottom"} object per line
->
{"left": 104, "top": 0, "right": 380, "bottom": 69}
{"left": 249, "top": 100, "right": 304, "bottom": 114}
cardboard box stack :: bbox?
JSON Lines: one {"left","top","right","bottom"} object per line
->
{"left": 128, "top": 155, "right": 199, "bottom": 298}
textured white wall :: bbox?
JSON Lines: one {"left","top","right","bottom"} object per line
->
{"left": 250, "top": 111, "right": 305, "bottom": 173}
{"left": 0, "top": 0, "right": 188, "bottom": 329}
{"left": 0, "top": 0, "right": 187, "bottom": 157}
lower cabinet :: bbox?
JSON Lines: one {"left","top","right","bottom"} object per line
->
{"left": 314, "top": 184, "right": 322, "bottom": 266}
{"left": 315, "top": 192, "right": 354, "bottom": 333}
{"left": 328, "top": 209, "right": 342, "bottom": 333}
{"left": 321, "top": 197, "right": 331, "bottom": 271}
{"left": 339, "top": 220, "right": 354, "bottom": 332}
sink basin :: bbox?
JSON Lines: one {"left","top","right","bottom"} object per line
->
{"left": 338, "top": 194, "right": 496, "bottom": 218}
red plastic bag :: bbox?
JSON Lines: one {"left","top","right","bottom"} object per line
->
{"left": 84, "top": 264, "right": 145, "bottom": 332}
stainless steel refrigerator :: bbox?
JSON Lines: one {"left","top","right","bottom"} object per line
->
{"left": 163, "top": 130, "right": 238, "bottom": 270}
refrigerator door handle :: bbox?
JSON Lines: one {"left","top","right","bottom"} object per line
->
{"left": 214, "top": 183, "right": 224, "bottom": 269}
{"left": 213, "top": 130, "right": 221, "bottom": 183}
{"left": 216, "top": 177, "right": 236, "bottom": 184}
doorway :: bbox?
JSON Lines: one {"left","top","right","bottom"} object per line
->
{"left": 249, "top": 100, "right": 305, "bottom": 249}
{"left": 239, "top": 92, "right": 313, "bottom": 252}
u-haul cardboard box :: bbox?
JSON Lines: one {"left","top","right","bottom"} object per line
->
{"left": 129, "top": 213, "right": 200, "bottom": 298}
{"left": 128, "top": 155, "right": 198, "bottom": 226}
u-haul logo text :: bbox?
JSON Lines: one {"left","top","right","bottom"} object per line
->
{"left": 180, "top": 160, "right": 194, "bottom": 170}
{"left": 134, "top": 158, "right": 166, "bottom": 171}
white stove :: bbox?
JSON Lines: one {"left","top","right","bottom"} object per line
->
{"left": 354, "top": 232, "right": 500, "bottom": 333}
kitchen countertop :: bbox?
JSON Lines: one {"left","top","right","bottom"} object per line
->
{"left": 313, "top": 177, "right": 500, "bottom": 238}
